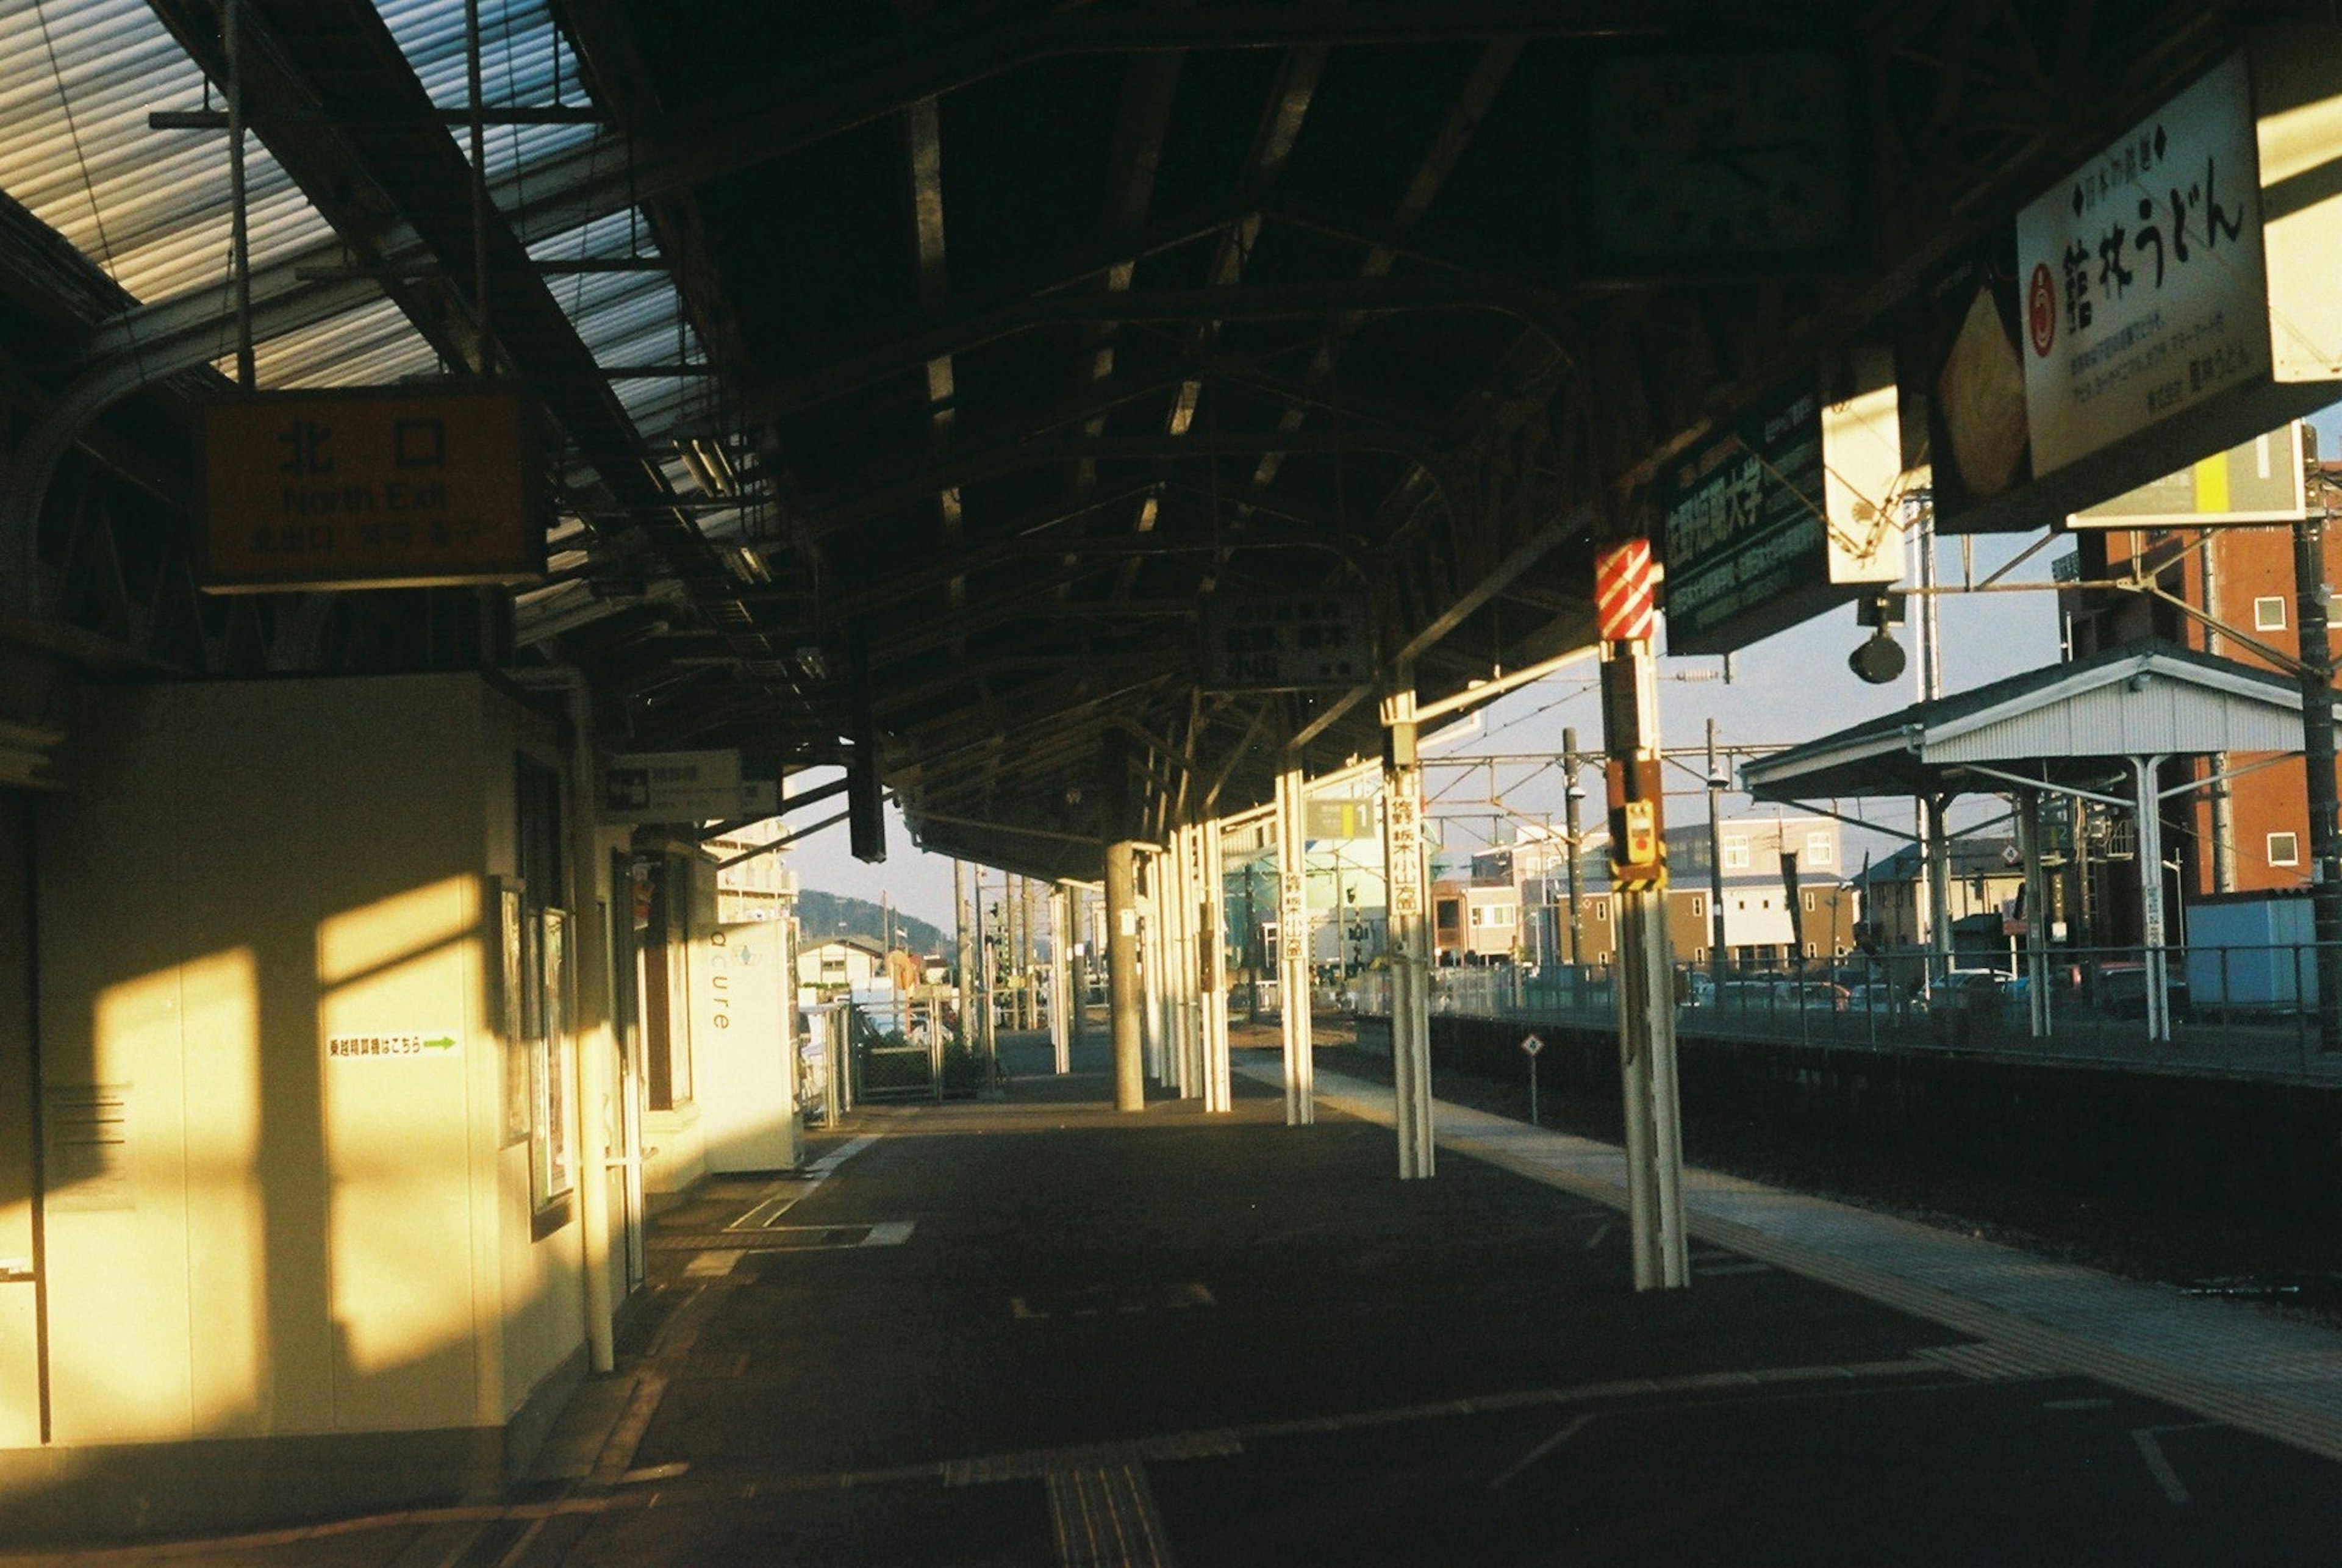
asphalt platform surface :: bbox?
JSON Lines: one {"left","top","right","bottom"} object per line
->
{"left": 14, "top": 1028, "right": 2342, "bottom": 1566}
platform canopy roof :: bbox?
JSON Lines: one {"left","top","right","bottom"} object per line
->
{"left": 1739, "top": 640, "right": 2328, "bottom": 804}
{"left": 0, "top": 0, "right": 2308, "bottom": 876}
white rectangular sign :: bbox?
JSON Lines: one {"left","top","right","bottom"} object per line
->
{"left": 2018, "top": 52, "right": 2268, "bottom": 476}
{"left": 601, "top": 750, "right": 779, "bottom": 824}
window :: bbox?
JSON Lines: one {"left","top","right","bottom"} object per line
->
{"left": 1805, "top": 830, "right": 1834, "bottom": 867}
{"left": 1722, "top": 835, "right": 1749, "bottom": 870}
{"left": 2269, "top": 831, "right": 2302, "bottom": 867}
{"left": 2255, "top": 596, "right": 2288, "bottom": 631}
{"left": 1595, "top": 902, "right": 1609, "bottom": 922}
{"left": 1469, "top": 906, "right": 1485, "bottom": 927}
{"left": 1491, "top": 904, "right": 1514, "bottom": 926}
{"left": 1803, "top": 893, "right": 1816, "bottom": 912}
{"left": 1804, "top": 942, "right": 1817, "bottom": 958}
{"left": 1691, "top": 895, "right": 1705, "bottom": 917}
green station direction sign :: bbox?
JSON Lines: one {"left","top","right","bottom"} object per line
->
{"left": 1660, "top": 355, "right": 1908, "bottom": 657}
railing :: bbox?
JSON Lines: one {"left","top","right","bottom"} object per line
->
{"left": 1344, "top": 945, "right": 2342, "bottom": 1083}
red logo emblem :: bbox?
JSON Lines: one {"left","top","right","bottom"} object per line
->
{"left": 2026, "top": 262, "right": 2056, "bottom": 358}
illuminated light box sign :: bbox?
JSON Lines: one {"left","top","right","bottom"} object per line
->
{"left": 1925, "top": 31, "right": 2342, "bottom": 532}
{"left": 199, "top": 384, "right": 544, "bottom": 591}
{"left": 2068, "top": 421, "right": 2308, "bottom": 529}
{"left": 1198, "top": 593, "right": 1372, "bottom": 691}
{"left": 1661, "top": 351, "right": 1908, "bottom": 656}
{"left": 1306, "top": 798, "right": 1378, "bottom": 840}
{"left": 601, "top": 750, "right": 780, "bottom": 824}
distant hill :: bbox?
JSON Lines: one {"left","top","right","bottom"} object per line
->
{"left": 797, "top": 888, "right": 948, "bottom": 958}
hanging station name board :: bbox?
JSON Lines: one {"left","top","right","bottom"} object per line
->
{"left": 198, "top": 384, "right": 543, "bottom": 592}
{"left": 600, "top": 750, "right": 780, "bottom": 825}
{"left": 2017, "top": 52, "right": 2269, "bottom": 478}
{"left": 1198, "top": 593, "right": 1372, "bottom": 691}
{"left": 1927, "top": 32, "right": 2342, "bottom": 532}
{"left": 1660, "top": 355, "right": 1906, "bottom": 656}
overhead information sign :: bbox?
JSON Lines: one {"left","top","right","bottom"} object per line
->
{"left": 601, "top": 751, "right": 780, "bottom": 824}
{"left": 1924, "top": 34, "right": 2342, "bottom": 534}
{"left": 1199, "top": 593, "right": 1371, "bottom": 691}
{"left": 2069, "top": 422, "right": 2308, "bottom": 528}
{"left": 2018, "top": 52, "right": 2269, "bottom": 478}
{"left": 199, "top": 384, "right": 543, "bottom": 592}
{"left": 1661, "top": 357, "right": 1907, "bottom": 656}
{"left": 1306, "top": 798, "right": 1377, "bottom": 840}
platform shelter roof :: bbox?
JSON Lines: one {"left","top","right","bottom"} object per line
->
{"left": 1739, "top": 640, "right": 2328, "bottom": 803}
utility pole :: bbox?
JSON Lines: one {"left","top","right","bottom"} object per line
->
{"left": 1562, "top": 725, "right": 1585, "bottom": 977}
{"left": 2295, "top": 504, "right": 2342, "bottom": 1051}
{"left": 1706, "top": 718, "right": 1728, "bottom": 998}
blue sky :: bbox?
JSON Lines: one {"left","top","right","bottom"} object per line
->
{"left": 792, "top": 405, "right": 2342, "bottom": 932}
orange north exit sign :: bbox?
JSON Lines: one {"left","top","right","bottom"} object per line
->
{"left": 198, "top": 384, "right": 545, "bottom": 592}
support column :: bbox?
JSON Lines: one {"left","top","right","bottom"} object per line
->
{"left": 1599, "top": 631, "right": 1688, "bottom": 1290}
{"left": 1201, "top": 817, "right": 1233, "bottom": 1112}
{"left": 1181, "top": 825, "right": 1205, "bottom": 1100}
{"left": 2018, "top": 792, "right": 2052, "bottom": 1039}
{"left": 1381, "top": 672, "right": 1435, "bottom": 1179}
{"left": 2133, "top": 756, "right": 2172, "bottom": 1044}
{"left": 1106, "top": 839, "right": 1146, "bottom": 1111}
{"left": 2295, "top": 510, "right": 2342, "bottom": 1051}
{"left": 1275, "top": 756, "right": 1315, "bottom": 1125}
{"left": 1048, "top": 882, "right": 1072, "bottom": 1073}
{"left": 954, "top": 859, "right": 974, "bottom": 1048}
{"left": 1140, "top": 852, "right": 1167, "bottom": 1083}
{"left": 1924, "top": 794, "right": 1953, "bottom": 988}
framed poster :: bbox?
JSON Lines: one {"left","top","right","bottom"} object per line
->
{"left": 532, "top": 908, "right": 576, "bottom": 1211}
{"left": 494, "top": 878, "right": 529, "bottom": 1146}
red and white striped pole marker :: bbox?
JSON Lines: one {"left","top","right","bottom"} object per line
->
{"left": 1594, "top": 537, "right": 1655, "bottom": 644}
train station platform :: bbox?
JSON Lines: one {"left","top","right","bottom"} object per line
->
{"left": 12, "top": 1035, "right": 2342, "bottom": 1564}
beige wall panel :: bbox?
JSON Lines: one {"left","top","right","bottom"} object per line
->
{"left": 38, "top": 695, "right": 199, "bottom": 1443}
{"left": 29, "top": 673, "right": 598, "bottom": 1452}
{"left": 321, "top": 879, "right": 480, "bottom": 1433}
{"left": 487, "top": 700, "right": 586, "bottom": 1420}
{"left": 0, "top": 798, "right": 38, "bottom": 1447}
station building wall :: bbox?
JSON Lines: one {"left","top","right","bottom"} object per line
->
{"left": 1, "top": 671, "right": 600, "bottom": 1533}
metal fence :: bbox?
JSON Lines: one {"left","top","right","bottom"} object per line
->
{"left": 1343, "top": 945, "right": 2342, "bottom": 1083}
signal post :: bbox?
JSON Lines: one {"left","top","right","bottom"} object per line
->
{"left": 1595, "top": 539, "right": 1689, "bottom": 1291}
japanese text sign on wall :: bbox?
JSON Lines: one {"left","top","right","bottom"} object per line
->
{"left": 2017, "top": 51, "right": 2268, "bottom": 477}
{"left": 199, "top": 384, "right": 544, "bottom": 592}
{"left": 601, "top": 750, "right": 781, "bottom": 825}
{"left": 1198, "top": 593, "right": 1372, "bottom": 691}
{"left": 1384, "top": 773, "right": 1425, "bottom": 921}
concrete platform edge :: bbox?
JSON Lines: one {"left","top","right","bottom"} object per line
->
{"left": 1273, "top": 1064, "right": 2342, "bottom": 1467}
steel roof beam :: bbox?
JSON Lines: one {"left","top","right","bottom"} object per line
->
{"left": 803, "top": 427, "right": 1452, "bottom": 540}
{"left": 756, "top": 274, "right": 1569, "bottom": 418}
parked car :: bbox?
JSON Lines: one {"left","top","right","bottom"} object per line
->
{"left": 2096, "top": 962, "right": 2194, "bottom": 1023}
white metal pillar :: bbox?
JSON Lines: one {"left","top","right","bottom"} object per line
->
{"left": 2133, "top": 755, "right": 2172, "bottom": 1043}
{"left": 1139, "top": 854, "right": 1167, "bottom": 1083}
{"left": 2017, "top": 792, "right": 2052, "bottom": 1039}
{"left": 1106, "top": 839, "right": 1146, "bottom": 1110}
{"left": 1924, "top": 793, "right": 1953, "bottom": 987}
{"left": 1599, "top": 635, "right": 1688, "bottom": 1290}
{"left": 1381, "top": 673, "right": 1435, "bottom": 1179}
{"left": 1201, "top": 817, "right": 1234, "bottom": 1112}
{"left": 1048, "top": 882, "right": 1073, "bottom": 1073}
{"left": 1172, "top": 823, "right": 1201, "bottom": 1100}
{"left": 1275, "top": 757, "right": 1316, "bottom": 1125}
